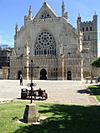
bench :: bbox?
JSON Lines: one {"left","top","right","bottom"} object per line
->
{"left": 21, "top": 88, "right": 48, "bottom": 100}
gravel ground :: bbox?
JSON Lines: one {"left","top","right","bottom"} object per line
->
{"left": 0, "top": 80, "right": 98, "bottom": 105}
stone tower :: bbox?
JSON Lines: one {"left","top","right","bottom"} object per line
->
{"left": 77, "top": 13, "right": 98, "bottom": 77}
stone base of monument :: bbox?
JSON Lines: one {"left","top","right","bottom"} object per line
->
{"left": 23, "top": 103, "right": 40, "bottom": 123}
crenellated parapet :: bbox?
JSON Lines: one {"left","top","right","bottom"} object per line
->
{"left": 77, "top": 13, "right": 97, "bottom": 32}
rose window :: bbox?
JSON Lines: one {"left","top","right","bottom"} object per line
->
{"left": 35, "top": 31, "right": 56, "bottom": 56}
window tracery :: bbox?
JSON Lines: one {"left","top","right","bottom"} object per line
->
{"left": 35, "top": 31, "right": 56, "bottom": 56}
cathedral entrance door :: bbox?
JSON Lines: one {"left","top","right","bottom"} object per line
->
{"left": 18, "top": 71, "right": 22, "bottom": 80}
{"left": 67, "top": 71, "right": 72, "bottom": 80}
{"left": 40, "top": 69, "right": 47, "bottom": 80}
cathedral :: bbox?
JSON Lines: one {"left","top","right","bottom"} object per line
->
{"left": 10, "top": 1, "right": 98, "bottom": 80}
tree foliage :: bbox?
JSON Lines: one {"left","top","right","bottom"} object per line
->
{"left": 91, "top": 57, "right": 100, "bottom": 67}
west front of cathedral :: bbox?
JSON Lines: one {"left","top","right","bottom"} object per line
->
{"left": 10, "top": 2, "right": 98, "bottom": 80}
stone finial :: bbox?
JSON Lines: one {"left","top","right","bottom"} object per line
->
{"left": 77, "top": 13, "right": 81, "bottom": 33}
{"left": 43, "top": 0, "right": 47, "bottom": 7}
{"left": 93, "top": 11, "right": 97, "bottom": 22}
{"left": 93, "top": 11, "right": 97, "bottom": 18}
{"left": 62, "top": 1, "right": 65, "bottom": 8}
{"left": 62, "top": 1, "right": 65, "bottom": 17}
{"left": 28, "top": 5, "right": 33, "bottom": 20}
{"left": 77, "top": 13, "right": 81, "bottom": 20}
{"left": 15, "top": 23, "right": 18, "bottom": 35}
{"left": 61, "top": 1, "right": 68, "bottom": 20}
{"left": 43, "top": 0, "right": 47, "bottom": 3}
{"left": 93, "top": 11, "right": 97, "bottom": 30}
{"left": 24, "top": 16, "right": 27, "bottom": 26}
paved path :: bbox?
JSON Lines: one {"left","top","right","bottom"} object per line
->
{"left": 0, "top": 80, "right": 98, "bottom": 105}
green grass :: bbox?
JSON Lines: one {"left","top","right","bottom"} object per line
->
{"left": 96, "top": 95, "right": 100, "bottom": 102}
{"left": 0, "top": 101, "right": 100, "bottom": 133}
{"left": 88, "top": 85, "right": 100, "bottom": 102}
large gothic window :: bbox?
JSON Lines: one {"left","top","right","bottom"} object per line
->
{"left": 35, "top": 31, "right": 56, "bottom": 56}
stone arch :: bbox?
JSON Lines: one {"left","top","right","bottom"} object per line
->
{"left": 34, "top": 31, "right": 56, "bottom": 56}
{"left": 67, "top": 71, "right": 72, "bottom": 80}
{"left": 40, "top": 69, "right": 47, "bottom": 80}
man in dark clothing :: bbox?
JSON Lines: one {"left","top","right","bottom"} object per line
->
{"left": 20, "top": 74, "right": 23, "bottom": 85}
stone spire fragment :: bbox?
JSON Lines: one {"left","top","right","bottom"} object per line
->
{"left": 28, "top": 5, "right": 33, "bottom": 20}
{"left": 62, "top": 1, "right": 65, "bottom": 17}
{"left": 15, "top": 23, "right": 18, "bottom": 35}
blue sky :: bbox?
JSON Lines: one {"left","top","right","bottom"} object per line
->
{"left": 0, "top": 0, "right": 100, "bottom": 56}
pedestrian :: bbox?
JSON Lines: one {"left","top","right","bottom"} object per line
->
{"left": 20, "top": 74, "right": 23, "bottom": 85}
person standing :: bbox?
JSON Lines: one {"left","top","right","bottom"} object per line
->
{"left": 20, "top": 74, "right": 23, "bottom": 85}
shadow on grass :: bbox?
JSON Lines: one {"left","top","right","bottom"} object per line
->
{"left": 88, "top": 85, "right": 100, "bottom": 95}
{"left": 14, "top": 104, "right": 100, "bottom": 133}
{"left": 78, "top": 85, "right": 100, "bottom": 95}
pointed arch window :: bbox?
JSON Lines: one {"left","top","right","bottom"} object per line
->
{"left": 82, "top": 27, "right": 84, "bottom": 32}
{"left": 86, "top": 27, "right": 88, "bottom": 31}
{"left": 90, "top": 27, "right": 92, "bottom": 31}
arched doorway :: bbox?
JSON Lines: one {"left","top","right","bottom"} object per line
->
{"left": 67, "top": 71, "right": 72, "bottom": 80}
{"left": 18, "top": 71, "right": 22, "bottom": 80}
{"left": 40, "top": 69, "right": 47, "bottom": 80}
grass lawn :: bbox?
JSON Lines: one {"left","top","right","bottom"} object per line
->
{"left": 96, "top": 96, "right": 100, "bottom": 102}
{"left": 0, "top": 101, "right": 100, "bottom": 133}
{"left": 88, "top": 85, "right": 100, "bottom": 102}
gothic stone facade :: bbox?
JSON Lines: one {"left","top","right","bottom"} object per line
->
{"left": 10, "top": 2, "right": 98, "bottom": 80}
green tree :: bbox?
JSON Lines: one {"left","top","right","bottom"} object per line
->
{"left": 91, "top": 57, "right": 100, "bottom": 67}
